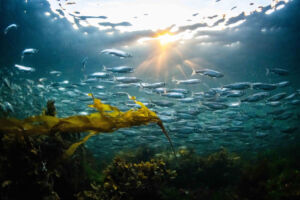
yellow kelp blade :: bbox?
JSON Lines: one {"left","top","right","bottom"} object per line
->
{"left": 63, "top": 131, "right": 97, "bottom": 159}
{"left": 0, "top": 95, "right": 175, "bottom": 158}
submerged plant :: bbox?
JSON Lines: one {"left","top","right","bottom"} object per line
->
{"left": 100, "top": 157, "right": 177, "bottom": 200}
{"left": 0, "top": 94, "right": 175, "bottom": 158}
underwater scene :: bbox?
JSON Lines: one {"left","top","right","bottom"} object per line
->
{"left": 0, "top": 0, "right": 300, "bottom": 199}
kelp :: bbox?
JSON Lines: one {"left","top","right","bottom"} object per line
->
{"left": 0, "top": 94, "right": 175, "bottom": 158}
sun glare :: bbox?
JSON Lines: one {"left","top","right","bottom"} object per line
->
{"left": 156, "top": 33, "right": 178, "bottom": 46}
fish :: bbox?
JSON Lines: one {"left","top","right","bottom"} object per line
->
{"left": 176, "top": 113, "right": 195, "bottom": 120}
{"left": 178, "top": 97, "right": 196, "bottom": 103}
{"left": 192, "top": 69, "right": 224, "bottom": 78}
{"left": 92, "top": 85, "right": 105, "bottom": 90}
{"left": 49, "top": 70, "right": 62, "bottom": 76}
{"left": 100, "top": 49, "right": 132, "bottom": 58}
{"left": 83, "top": 78, "right": 98, "bottom": 83}
{"left": 169, "top": 88, "right": 189, "bottom": 94}
{"left": 223, "top": 82, "right": 251, "bottom": 90}
{"left": 266, "top": 101, "right": 281, "bottom": 107}
{"left": 152, "top": 100, "right": 174, "bottom": 107}
{"left": 162, "top": 92, "right": 185, "bottom": 99}
{"left": 153, "top": 87, "right": 168, "bottom": 94}
{"left": 103, "top": 65, "right": 134, "bottom": 73}
{"left": 252, "top": 83, "right": 277, "bottom": 91}
{"left": 241, "top": 92, "right": 270, "bottom": 102}
{"left": 276, "top": 81, "right": 290, "bottom": 88}
{"left": 81, "top": 57, "right": 88, "bottom": 71}
{"left": 172, "top": 78, "right": 201, "bottom": 85}
{"left": 284, "top": 93, "right": 298, "bottom": 100}
{"left": 224, "top": 90, "right": 245, "bottom": 97}
{"left": 88, "top": 72, "right": 110, "bottom": 78}
{"left": 22, "top": 48, "right": 38, "bottom": 56}
{"left": 114, "top": 83, "right": 135, "bottom": 88}
{"left": 14, "top": 64, "right": 36, "bottom": 72}
{"left": 4, "top": 24, "right": 18, "bottom": 35}
{"left": 202, "top": 102, "right": 228, "bottom": 110}
{"left": 266, "top": 68, "right": 289, "bottom": 76}
{"left": 267, "top": 92, "right": 287, "bottom": 102}
{"left": 114, "top": 76, "right": 141, "bottom": 83}
{"left": 256, "top": 131, "right": 269, "bottom": 138}
{"left": 273, "top": 112, "right": 293, "bottom": 120}
{"left": 140, "top": 82, "right": 165, "bottom": 89}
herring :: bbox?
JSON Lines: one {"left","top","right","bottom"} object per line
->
{"left": 192, "top": 68, "right": 224, "bottom": 78}
{"left": 169, "top": 88, "right": 189, "bottom": 94}
{"left": 223, "top": 82, "right": 251, "bottom": 90}
{"left": 89, "top": 72, "right": 110, "bottom": 78}
{"left": 4, "top": 24, "right": 18, "bottom": 35}
{"left": 104, "top": 65, "right": 134, "bottom": 73}
{"left": 162, "top": 92, "right": 185, "bottom": 98}
{"left": 266, "top": 67, "right": 289, "bottom": 76}
{"left": 14, "top": 64, "right": 35, "bottom": 72}
{"left": 267, "top": 92, "right": 287, "bottom": 102}
{"left": 241, "top": 92, "right": 270, "bottom": 102}
{"left": 252, "top": 83, "right": 277, "bottom": 91}
{"left": 100, "top": 49, "right": 132, "bottom": 58}
{"left": 140, "top": 82, "right": 165, "bottom": 89}
{"left": 172, "top": 78, "right": 201, "bottom": 85}
{"left": 114, "top": 76, "right": 141, "bottom": 83}
{"left": 21, "top": 48, "right": 39, "bottom": 61}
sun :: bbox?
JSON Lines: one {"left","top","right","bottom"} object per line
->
{"left": 156, "top": 32, "right": 178, "bottom": 46}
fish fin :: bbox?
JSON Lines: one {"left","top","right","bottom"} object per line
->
{"left": 250, "top": 83, "right": 253, "bottom": 90}
{"left": 191, "top": 69, "right": 196, "bottom": 76}
{"left": 163, "top": 88, "right": 167, "bottom": 94}
{"left": 172, "top": 77, "right": 179, "bottom": 84}
{"left": 266, "top": 68, "right": 270, "bottom": 76}
{"left": 139, "top": 83, "right": 144, "bottom": 89}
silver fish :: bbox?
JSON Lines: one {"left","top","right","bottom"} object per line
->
{"left": 100, "top": 49, "right": 132, "bottom": 58}
{"left": 266, "top": 68, "right": 289, "bottom": 76}
{"left": 14, "top": 64, "right": 35, "bottom": 72}
{"left": 241, "top": 92, "right": 270, "bottom": 102}
{"left": 162, "top": 92, "right": 185, "bottom": 98}
{"left": 173, "top": 78, "right": 201, "bottom": 85}
{"left": 252, "top": 83, "right": 277, "bottom": 91}
{"left": 192, "top": 69, "right": 224, "bottom": 78}
{"left": 89, "top": 72, "right": 110, "bottom": 78}
{"left": 104, "top": 65, "right": 134, "bottom": 73}
{"left": 223, "top": 82, "right": 251, "bottom": 90}
{"left": 114, "top": 76, "right": 141, "bottom": 83}
{"left": 4, "top": 24, "right": 18, "bottom": 34}
{"left": 140, "top": 82, "right": 165, "bottom": 89}
{"left": 267, "top": 92, "right": 287, "bottom": 102}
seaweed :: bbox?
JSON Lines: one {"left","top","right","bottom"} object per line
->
{"left": 0, "top": 94, "right": 175, "bottom": 158}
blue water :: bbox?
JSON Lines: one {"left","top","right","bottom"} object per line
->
{"left": 0, "top": 0, "right": 299, "bottom": 159}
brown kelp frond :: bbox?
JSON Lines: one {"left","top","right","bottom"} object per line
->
{"left": 0, "top": 94, "right": 175, "bottom": 158}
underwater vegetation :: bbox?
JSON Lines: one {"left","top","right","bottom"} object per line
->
{"left": 0, "top": 130, "right": 300, "bottom": 200}
{"left": 73, "top": 144, "right": 300, "bottom": 200}
{"left": 0, "top": 94, "right": 175, "bottom": 159}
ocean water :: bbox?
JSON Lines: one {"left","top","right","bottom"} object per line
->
{"left": 0, "top": 0, "right": 300, "bottom": 199}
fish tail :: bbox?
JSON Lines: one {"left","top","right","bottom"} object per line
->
{"left": 191, "top": 69, "right": 196, "bottom": 76}
{"left": 266, "top": 68, "right": 270, "bottom": 76}
{"left": 250, "top": 83, "right": 253, "bottom": 90}
{"left": 172, "top": 77, "right": 179, "bottom": 84}
{"left": 103, "top": 65, "right": 107, "bottom": 71}
{"left": 139, "top": 83, "right": 144, "bottom": 89}
{"left": 20, "top": 55, "right": 24, "bottom": 63}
